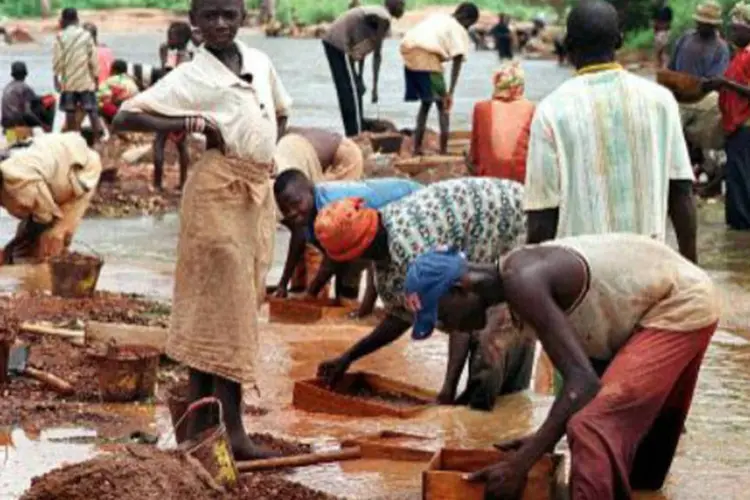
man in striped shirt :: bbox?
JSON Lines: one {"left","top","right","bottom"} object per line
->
{"left": 524, "top": 1, "right": 697, "bottom": 262}
{"left": 53, "top": 8, "right": 100, "bottom": 142}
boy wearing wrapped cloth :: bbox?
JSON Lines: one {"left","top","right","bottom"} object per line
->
{"left": 0, "top": 132, "right": 101, "bottom": 264}
{"left": 113, "top": 0, "right": 290, "bottom": 461}
{"left": 403, "top": 234, "right": 719, "bottom": 499}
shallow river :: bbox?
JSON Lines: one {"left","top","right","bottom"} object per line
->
{"left": 0, "top": 34, "right": 749, "bottom": 500}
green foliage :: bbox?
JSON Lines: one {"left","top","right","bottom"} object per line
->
{"left": 0, "top": 0, "right": 553, "bottom": 24}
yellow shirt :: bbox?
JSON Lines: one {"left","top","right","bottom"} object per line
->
{"left": 0, "top": 132, "right": 102, "bottom": 224}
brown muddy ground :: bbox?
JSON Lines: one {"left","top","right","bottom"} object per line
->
{"left": 0, "top": 292, "right": 171, "bottom": 435}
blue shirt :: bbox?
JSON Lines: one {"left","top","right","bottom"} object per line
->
{"left": 669, "top": 31, "right": 730, "bottom": 79}
{"left": 306, "top": 178, "right": 423, "bottom": 244}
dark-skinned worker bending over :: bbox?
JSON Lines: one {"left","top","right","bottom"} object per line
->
{"left": 313, "top": 178, "right": 535, "bottom": 411}
{"left": 405, "top": 234, "right": 719, "bottom": 499}
{"left": 274, "top": 171, "right": 421, "bottom": 317}
{"left": 113, "top": 0, "right": 289, "bottom": 461}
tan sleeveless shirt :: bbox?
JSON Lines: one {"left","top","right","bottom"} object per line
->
{"left": 504, "top": 234, "right": 720, "bottom": 360}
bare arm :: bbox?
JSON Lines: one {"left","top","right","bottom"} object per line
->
{"left": 371, "top": 41, "right": 382, "bottom": 103}
{"left": 668, "top": 179, "right": 697, "bottom": 263}
{"left": 502, "top": 267, "right": 601, "bottom": 472}
{"left": 526, "top": 209, "right": 558, "bottom": 244}
{"left": 112, "top": 110, "right": 186, "bottom": 133}
{"left": 276, "top": 225, "right": 306, "bottom": 295}
{"left": 343, "top": 314, "right": 411, "bottom": 364}
{"left": 308, "top": 254, "right": 337, "bottom": 297}
{"left": 439, "top": 331, "right": 472, "bottom": 403}
{"left": 355, "top": 263, "right": 378, "bottom": 317}
{"left": 276, "top": 115, "right": 289, "bottom": 139}
{"left": 448, "top": 56, "right": 464, "bottom": 96}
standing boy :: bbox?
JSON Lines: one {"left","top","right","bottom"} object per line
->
{"left": 114, "top": 0, "right": 290, "bottom": 461}
{"left": 53, "top": 8, "right": 100, "bottom": 140}
{"left": 323, "top": 0, "right": 405, "bottom": 136}
{"left": 400, "top": 3, "right": 479, "bottom": 155}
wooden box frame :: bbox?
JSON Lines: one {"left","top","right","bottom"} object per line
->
{"left": 267, "top": 296, "right": 357, "bottom": 324}
{"left": 423, "top": 448, "right": 567, "bottom": 500}
{"left": 292, "top": 371, "right": 436, "bottom": 418}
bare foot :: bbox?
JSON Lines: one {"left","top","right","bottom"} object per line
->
{"left": 230, "top": 432, "right": 282, "bottom": 461}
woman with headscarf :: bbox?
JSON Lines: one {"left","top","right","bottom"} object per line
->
{"left": 468, "top": 61, "right": 535, "bottom": 183}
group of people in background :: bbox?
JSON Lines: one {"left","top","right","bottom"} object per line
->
{"left": 654, "top": 0, "right": 750, "bottom": 230}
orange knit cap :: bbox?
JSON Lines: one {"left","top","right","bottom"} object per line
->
{"left": 314, "top": 197, "right": 380, "bottom": 262}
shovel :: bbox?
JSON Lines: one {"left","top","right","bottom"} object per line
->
{"left": 7, "top": 345, "right": 74, "bottom": 395}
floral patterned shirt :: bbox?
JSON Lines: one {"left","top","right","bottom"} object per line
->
{"left": 376, "top": 177, "right": 526, "bottom": 321}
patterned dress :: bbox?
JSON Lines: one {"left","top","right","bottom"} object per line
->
{"left": 376, "top": 177, "right": 526, "bottom": 320}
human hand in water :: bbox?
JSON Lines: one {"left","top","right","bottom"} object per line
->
{"left": 317, "top": 355, "right": 351, "bottom": 388}
{"left": 466, "top": 457, "right": 528, "bottom": 500}
{"left": 273, "top": 282, "right": 289, "bottom": 299}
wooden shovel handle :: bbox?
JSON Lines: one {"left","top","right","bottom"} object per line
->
{"left": 237, "top": 446, "right": 361, "bottom": 473}
{"left": 24, "top": 367, "right": 75, "bottom": 395}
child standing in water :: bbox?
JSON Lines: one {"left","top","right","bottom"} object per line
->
{"left": 153, "top": 21, "right": 194, "bottom": 190}
{"left": 114, "top": 0, "right": 291, "bottom": 460}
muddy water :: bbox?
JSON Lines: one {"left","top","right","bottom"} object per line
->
{"left": 0, "top": 34, "right": 748, "bottom": 499}
{"left": 0, "top": 31, "right": 572, "bottom": 133}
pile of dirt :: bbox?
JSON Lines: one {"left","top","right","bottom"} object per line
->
{"left": 0, "top": 291, "right": 171, "bottom": 327}
{"left": 22, "top": 448, "right": 341, "bottom": 500}
{"left": 21, "top": 447, "right": 218, "bottom": 500}
{"left": 248, "top": 432, "right": 312, "bottom": 456}
{"left": 0, "top": 399, "right": 136, "bottom": 436}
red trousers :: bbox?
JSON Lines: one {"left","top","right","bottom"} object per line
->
{"left": 567, "top": 322, "right": 717, "bottom": 500}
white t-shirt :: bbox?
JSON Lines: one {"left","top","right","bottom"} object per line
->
{"left": 524, "top": 69, "right": 694, "bottom": 240}
{"left": 400, "top": 13, "right": 470, "bottom": 62}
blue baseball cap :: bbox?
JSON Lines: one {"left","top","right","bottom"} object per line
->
{"left": 404, "top": 249, "right": 468, "bottom": 340}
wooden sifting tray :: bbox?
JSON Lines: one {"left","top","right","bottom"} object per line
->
{"left": 423, "top": 448, "right": 567, "bottom": 500}
{"left": 394, "top": 156, "right": 465, "bottom": 176}
{"left": 267, "top": 296, "right": 358, "bottom": 324}
{"left": 293, "top": 371, "right": 437, "bottom": 418}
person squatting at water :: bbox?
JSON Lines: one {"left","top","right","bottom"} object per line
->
{"left": 113, "top": 0, "right": 290, "bottom": 461}
{"left": 0, "top": 132, "right": 102, "bottom": 264}
{"left": 274, "top": 172, "right": 422, "bottom": 318}
{"left": 153, "top": 21, "right": 195, "bottom": 191}
{"left": 704, "top": 2, "right": 750, "bottom": 230}
{"left": 323, "top": 0, "right": 406, "bottom": 137}
{"left": 53, "top": 8, "right": 101, "bottom": 143}
{"left": 469, "top": 62, "right": 535, "bottom": 184}
{"left": 1, "top": 62, "right": 51, "bottom": 146}
{"left": 400, "top": 2, "right": 479, "bottom": 155}
{"left": 313, "top": 178, "right": 536, "bottom": 410}
{"left": 404, "top": 233, "right": 720, "bottom": 499}
{"left": 273, "top": 126, "right": 368, "bottom": 302}
{"left": 526, "top": 0, "right": 697, "bottom": 263}
{"left": 97, "top": 60, "right": 140, "bottom": 124}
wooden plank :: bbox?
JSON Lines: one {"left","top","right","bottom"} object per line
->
{"left": 237, "top": 447, "right": 361, "bottom": 472}
{"left": 268, "top": 296, "right": 357, "bottom": 324}
{"left": 20, "top": 322, "right": 85, "bottom": 346}
{"left": 292, "top": 371, "right": 435, "bottom": 418}
{"left": 85, "top": 321, "right": 167, "bottom": 352}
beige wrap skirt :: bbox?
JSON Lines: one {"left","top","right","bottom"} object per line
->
{"left": 167, "top": 150, "right": 275, "bottom": 386}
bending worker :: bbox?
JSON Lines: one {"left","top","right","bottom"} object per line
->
{"left": 274, "top": 171, "right": 420, "bottom": 317}
{"left": 0, "top": 132, "right": 102, "bottom": 263}
{"left": 404, "top": 233, "right": 718, "bottom": 499}
{"left": 312, "top": 178, "right": 534, "bottom": 410}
